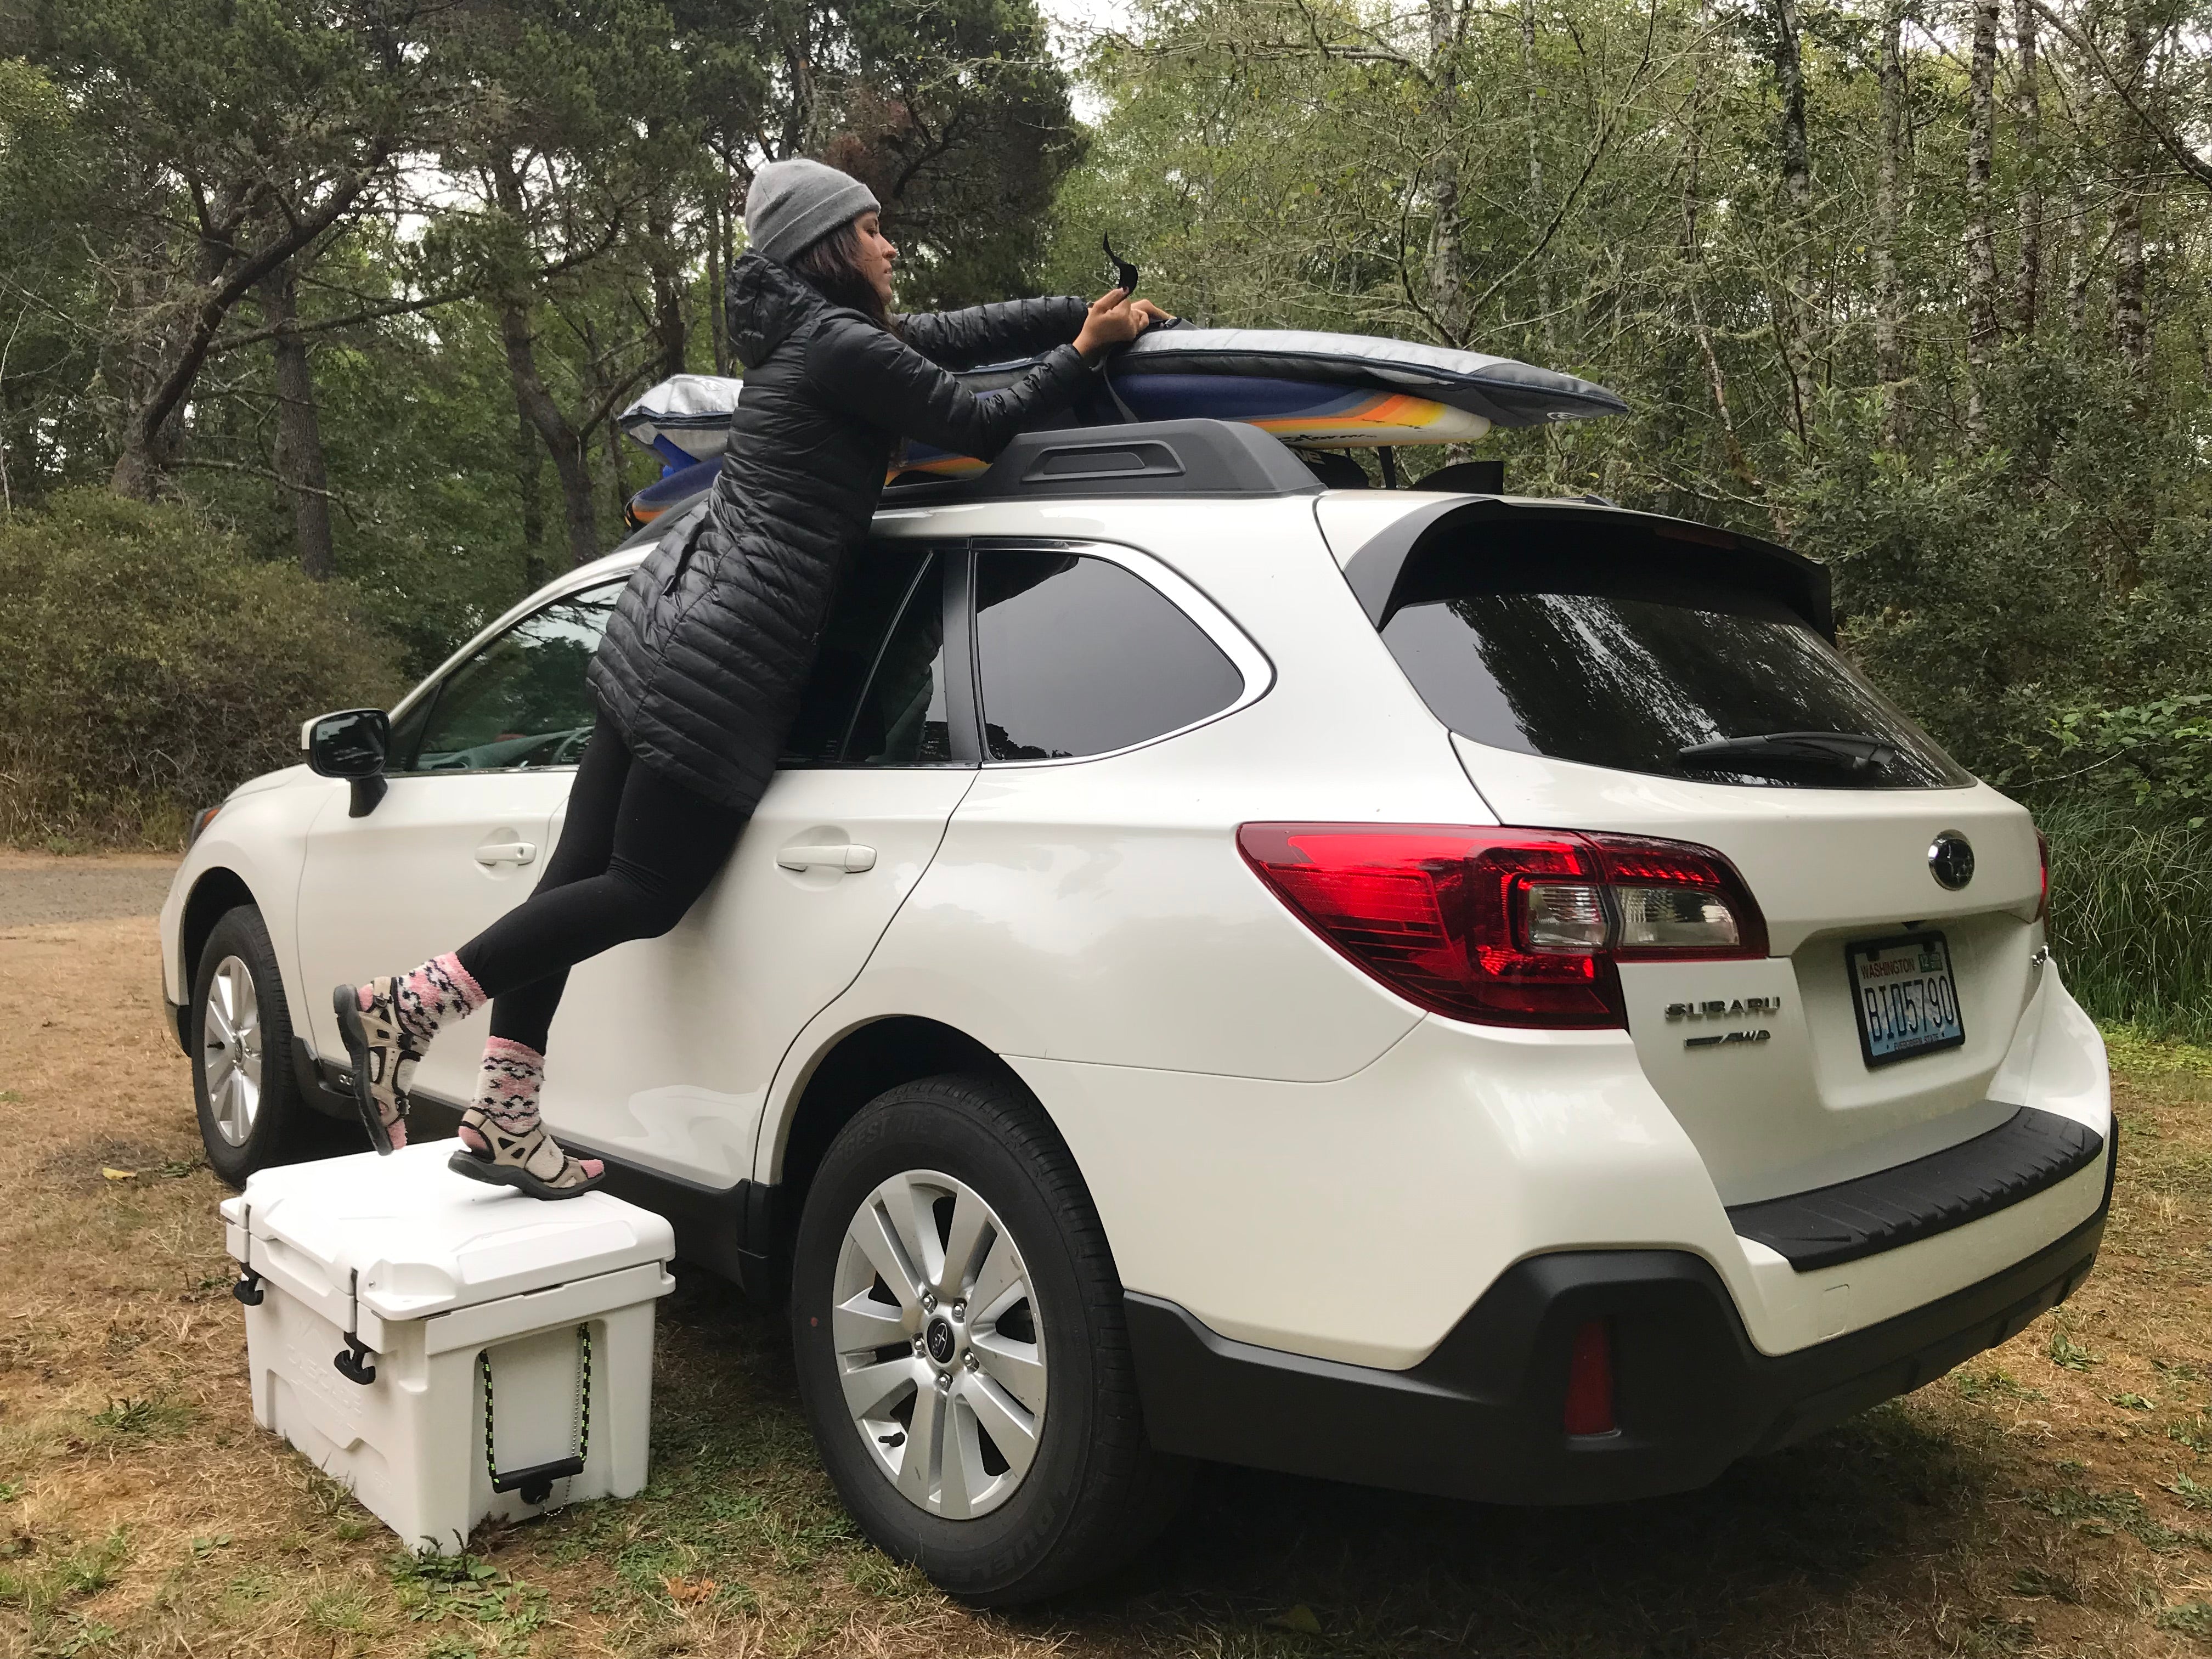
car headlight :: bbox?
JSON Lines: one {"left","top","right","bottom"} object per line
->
{"left": 187, "top": 804, "right": 222, "bottom": 848}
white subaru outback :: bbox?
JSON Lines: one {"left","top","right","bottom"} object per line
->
{"left": 162, "top": 420, "right": 2113, "bottom": 1604}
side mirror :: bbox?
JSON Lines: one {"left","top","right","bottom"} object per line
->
{"left": 303, "top": 708, "right": 391, "bottom": 817}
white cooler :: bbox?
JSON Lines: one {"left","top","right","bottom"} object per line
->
{"left": 221, "top": 1141, "right": 676, "bottom": 1553}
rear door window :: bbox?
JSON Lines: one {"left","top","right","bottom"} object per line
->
{"left": 781, "top": 545, "right": 938, "bottom": 765}
{"left": 845, "top": 552, "right": 957, "bottom": 765}
{"left": 1379, "top": 534, "right": 1970, "bottom": 788}
{"left": 973, "top": 547, "right": 1244, "bottom": 761}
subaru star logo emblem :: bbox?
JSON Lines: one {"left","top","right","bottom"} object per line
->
{"left": 1928, "top": 832, "right": 1975, "bottom": 890}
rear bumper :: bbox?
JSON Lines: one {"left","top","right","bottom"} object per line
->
{"left": 1127, "top": 1145, "right": 2111, "bottom": 1505}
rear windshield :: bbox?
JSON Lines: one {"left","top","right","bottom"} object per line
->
{"left": 1378, "top": 535, "right": 1971, "bottom": 789}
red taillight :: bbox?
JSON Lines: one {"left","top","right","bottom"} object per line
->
{"left": 1236, "top": 823, "right": 1767, "bottom": 1029}
{"left": 2035, "top": 830, "right": 2050, "bottom": 922}
{"left": 1563, "top": 1320, "right": 1616, "bottom": 1436}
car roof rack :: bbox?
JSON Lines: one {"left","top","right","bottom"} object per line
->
{"left": 611, "top": 418, "right": 1324, "bottom": 555}
{"left": 884, "top": 418, "right": 1325, "bottom": 504}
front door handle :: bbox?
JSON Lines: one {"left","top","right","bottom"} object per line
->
{"left": 777, "top": 843, "right": 877, "bottom": 873}
{"left": 475, "top": 841, "right": 538, "bottom": 867}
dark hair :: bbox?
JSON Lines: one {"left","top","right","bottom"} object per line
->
{"left": 788, "top": 216, "right": 894, "bottom": 332}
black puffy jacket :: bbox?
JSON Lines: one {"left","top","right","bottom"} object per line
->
{"left": 588, "top": 253, "right": 1091, "bottom": 809}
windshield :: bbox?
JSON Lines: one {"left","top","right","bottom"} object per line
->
{"left": 1378, "top": 539, "right": 1971, "bottom": 789}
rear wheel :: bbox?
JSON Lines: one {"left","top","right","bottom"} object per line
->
{"left": 791, "top": 1073, "right": 1187, "bottom": 1605}
{"left": 191, "top": 905, "right": 318, "bottom": 1185}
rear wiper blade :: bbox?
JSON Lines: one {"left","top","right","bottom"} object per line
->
{"left": 1678, "top": 731, "right": 1898, "bottom": 777}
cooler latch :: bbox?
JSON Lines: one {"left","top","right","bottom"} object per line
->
{"left": 230, "top": 1203, "right": 264, "bottom": 1306}
{"left": 332, "top": 1267, "right": 377, "bottom": 1385}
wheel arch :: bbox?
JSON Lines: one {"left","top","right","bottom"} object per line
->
{"left": 179, "top": 866, "right": 350, "bottom": 1122}
{"left": 179, "top": 866, "right": 257, "bottom": 1003}
{"left": 770, "top": 1015, "right": 1032, "bottom": 1252}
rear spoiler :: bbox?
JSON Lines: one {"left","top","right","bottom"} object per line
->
{"left": 1337, "top": 496, "right": 1835, "bottom": 642}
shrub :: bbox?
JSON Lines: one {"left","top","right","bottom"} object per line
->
{"left": 2038, "top": 792, "right": 2212, "bottom": 1045}
{"left": 0, "top": 489, "right": 404, "bottom": 847}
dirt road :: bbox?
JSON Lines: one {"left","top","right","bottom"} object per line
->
{"left": 3, "top": 855, "right": 2210, "bottom": 1657}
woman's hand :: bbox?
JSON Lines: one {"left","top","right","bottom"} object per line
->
{"left": 1075, "top": 288, "right": 1169, "bottom": 364}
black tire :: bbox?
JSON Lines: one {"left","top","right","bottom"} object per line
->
{"left": 791, "top": 1073, "right": 1188, "bottom": 1605}
{"left": 189, "top": 905, "right": 320, "bottom": 1186}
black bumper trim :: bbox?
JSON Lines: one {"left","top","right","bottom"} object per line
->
{"left": 1727, "top": 1105, "right": 2104, "bottom": 1271}
{"left": 1127, "top": 1157, "right": 2109, "bottom": 1506}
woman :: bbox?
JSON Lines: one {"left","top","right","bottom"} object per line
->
{"left": 335, "top": 158, "right": 1164, "bottom": 1199}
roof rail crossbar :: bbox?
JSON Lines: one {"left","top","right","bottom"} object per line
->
{"left": 887, "top": 419, "right": 1323, "bottom": 504}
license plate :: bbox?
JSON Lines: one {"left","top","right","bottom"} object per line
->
{"left": 1847, "top": 930, "right": 1966, "bottom": 1067}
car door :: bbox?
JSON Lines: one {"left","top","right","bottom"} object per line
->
{"left": 293, "top": 579, "right": 622, "bottom": 1103}
{"left": 538, "top": 542, "right": 979, "bottom": 1184}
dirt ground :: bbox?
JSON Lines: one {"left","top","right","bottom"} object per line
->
{"left": 2, "top": 854, "right": 2211, "bottom": 1658}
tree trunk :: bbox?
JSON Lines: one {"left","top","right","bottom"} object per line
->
{"left": 707, "top": 182, "right": 729, "bottom": 376}
{"left": 258, "top": 263, "right": 336, "bottom": 580}
{"left": 2066, "top": 184, "right": 2092, "bottom": 337}
{"left": 2112, "top": 0, "right": 2151, "bottom": 366}
{"left": 515, "top": 399, "right": 546, "bottom": 596}
{"left": 1963, "top": 0, "right": 2001, "bottom": 443}
{"left": 605, "top": 397, "right": 630, "bottom": 529}
{"left": 647, "top": 191, "right": 686, "bottom": 383}
{"left": 1766, "top": 0, "right": 1815, "bottom": 440}
{"left": 108, "top": 157, "right": 384, "bottom": 500}
{"left": 1875, "top": 0, "right": 1909, "bottom": 445}
{"left": 2012, "top": 0, "right": 2044, "bottom": 336}
{"left": 1522, "top": 0, "right": 1557, "bottom": 354}
{"left": 1423, "top": 0, "right": 1469, "bottom": 346}
{"left": 499, "top": 297, "right": 599, "bottom": 567}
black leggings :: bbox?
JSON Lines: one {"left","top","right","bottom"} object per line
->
{"left": 455, "top": 710, "right": 751, "bottom": 1054}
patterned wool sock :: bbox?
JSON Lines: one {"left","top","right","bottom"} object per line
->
{"left": 388, "top": 952, "right": 487, "bottom": 1053}
{"left": 463, "top": 1037, "right": 546, "bottom": 1145}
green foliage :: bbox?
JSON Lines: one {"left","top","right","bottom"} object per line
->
{"left": 87, "top": 1396, "right": 192, "bottom": 1441}
{"left": 0, "top": 490, "right": 403, "bottom": 845}
{"left": 1051, "top": 0, "right": 2212, "bottom": 1032}
{"left": 1953, "top": 1368, "right": 2046, "bottom": 1403}
{"left": 2159, "top": 1599, "right": 2212, "bottom": 1639}
{"left": 2039, "top": 796, "right": 2212, "bottom": 1044}
{"left": 2165, "top": 1472, "right": 2212, "bottom": 1510}
{"left": 2047, "top": 1330, "right": 2101, "bottom": 1372}
{"left": 2047, "top": 696, "right": 2212, "bottom": 823}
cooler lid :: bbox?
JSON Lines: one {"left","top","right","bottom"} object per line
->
{"left": 219, "top": 1141, "right": 675, "bottom": 1321}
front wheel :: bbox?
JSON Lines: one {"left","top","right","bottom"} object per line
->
{"left": 790, "top": 1073, "right": 1187, "bottom": 1605}
{"left": 190, "top": 904, "right": 318, "bottom": 1186}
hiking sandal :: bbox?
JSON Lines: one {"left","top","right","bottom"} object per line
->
{"left": 332, "top": 980, "right": 416, "bottom": 1154}
{"left": 448, "top": 1110, "right": 606, "bottom": 1200}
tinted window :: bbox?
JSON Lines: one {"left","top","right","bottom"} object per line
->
{"left": 974, "top": 549, "right": 1243, "bottom": 761}
{"left": 1380, "top": 539, "right": 1971, "bottom": 788}
{"left": 400, "top": 584, "right": 619, "bottom": 772}
{"left": 845, "top": 552, "right": 956, "bottom": 764}
{"left": 781, "top": 545, "right": 933, "bottom": 765}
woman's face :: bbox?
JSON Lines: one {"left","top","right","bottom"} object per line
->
{"left": 854, "top": 212, "right": 898, "bottom": 309}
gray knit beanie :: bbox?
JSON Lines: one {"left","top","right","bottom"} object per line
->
{"left": 744, "top": 159, "right": 881, "bottom": 265}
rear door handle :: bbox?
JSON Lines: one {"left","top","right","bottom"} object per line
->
{"left": 475, "top": 841, "right": 538, "bottom": 867}
{"left": 777, "top": 843, "right": 877, "bottom": 873}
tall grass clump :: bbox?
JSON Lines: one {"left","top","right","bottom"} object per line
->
{"left": 2038, "top": 793, "right": 2212, "bottom": 1043}
{"left": 0, "top": 490, "right": 404, "bottom": 847}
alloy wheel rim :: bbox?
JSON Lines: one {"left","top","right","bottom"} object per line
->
{"left": 200, "top": 956, "right": 263, "bottom": 1147}
{"left": 830, "top": 1168, "right": 1048, "bottom": 1519}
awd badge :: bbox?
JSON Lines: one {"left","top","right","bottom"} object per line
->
{"left": 1665, "top": 996, "right": 1780, "bottom": 1051}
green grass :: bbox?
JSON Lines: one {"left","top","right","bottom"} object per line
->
{"left": 86, "top": 1396, "right": 192, "bottom": 1443}
{"left": 2040, "top": 795, "right": 2212, "bottom": 1044}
